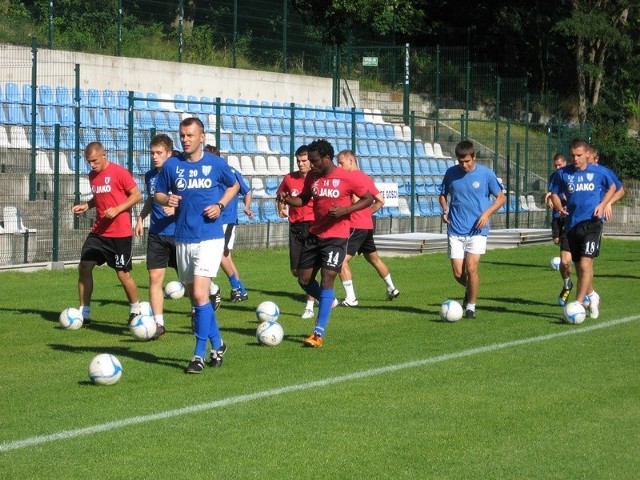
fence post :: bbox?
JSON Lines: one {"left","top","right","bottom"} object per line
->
{"left": 434, "top": 45, "right": 440, "bottom": 141}
{"left": 127, "top": 91, "right": 135, "bottom": 173}
{"left": 410, "top": 111, "right": 416, "bottom": 232}
{"left": 403, "top": 43, "right": 410, "bottom": 125}
{"left": 73, "top": 64, "right": 81, "bottom": 229}
{"left": 29, "top": 39, "right": 38, "bottom": 201}
{"left": 281, "top": 0, "right": 288, "bottom": 73}
{"left": 53, "top": 124, "right": 61, "bottom": 262}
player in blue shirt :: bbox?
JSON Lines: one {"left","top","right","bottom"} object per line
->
{"left": 155, "top": 118, "right": 239, "bottom": 373}
{"left": 135, "top": 134, "right": 177, "bottom": 339}
{"left": 438, "top": 140, "right": 505, "bottom": 319}
{"left": 549, "top": 139, "right": 618, "bottom": 319}
{"left": 204, "top": 144, "right": 254, "bottom": 303}
{"left": 544, "top": 153, "right": 575, "bottom": 305}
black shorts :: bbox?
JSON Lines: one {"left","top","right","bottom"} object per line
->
{"left": 146, "top": 233, "right": 177, "bottom": 271}
{"left": 223, "top": 223, "right": 236, "bottom": 250}
{"left": 298, "top": 234, "right": 347, "bottom": 273}
{"left": 567, "top": 219, "right": 603, "bottom": 262}
{"left": 346, "top": 228, "right": 377, "bottom": 256}
{"left": 551, "top": 216, "right": 566, "bottom": 240}
{"left": 289, "top": 221, "right": 312, "bottom": 271}
{"left": 80, "top": 233, "right": 133, "bottom": 272}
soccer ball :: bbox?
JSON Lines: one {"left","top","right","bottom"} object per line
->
{"left": 256, "top": 301, "right": 280, "bottom": 322}
{"left": 256, "top": 320, "right": 284, "bottom": 346}
{"left": 550, "top": 256, "right": 561, "bottom": 270}
{"left": 138, "top": 301, "right": 153, "bottom": 317}
{"left": 129, "top": 314, "right": 157, "bottom": 340}
{"left": 440, "top": 300, "right": 463, "bottom": 322}
{"left": 88, "top": 353, "right": 122, "bottom": 385}
{"left": 59, "top": 307, "right": 83, "bottom": 330}
{"left": 164, "top": 281, "right": 185, "bottom": 300}
{"left": 563, "top": 301, "right": 586, "bottom": 324}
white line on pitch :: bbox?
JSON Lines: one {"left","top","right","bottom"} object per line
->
{"left": 1, "top": 315, "right": 638, "bottom": 453}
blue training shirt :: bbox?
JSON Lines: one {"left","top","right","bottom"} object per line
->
{"left": 220, "top": 168, "right": 251, "bottom": 225}
{"left": 549, "top": 163, "right": 614, "bottom": 231}
{"left": 144, "top": 168, "right": 175, "bottom": 236}
{"left": 439, "top": 163, "right": 503, "bottom": 236}
{"left": 155, "top": 151, "right": 237, "bottom": 243}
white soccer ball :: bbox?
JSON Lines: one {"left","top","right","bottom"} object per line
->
{"left": 550, "top": 256, "right": 561, "bottom": 270}
{"left": 164, "top": 281, "right": 185, "bottom": 300}
{"left": 256, "top": 320, "right": 284, "bottom": 346}
{"left": 59, "top": 307, "right": 83, "bottom": 330}
{"left": 563, "top": 301, "right": 586, "bottom": 324}
{"left": 129, "top": 314, "right": 157, "bottom": 340}
{"left": 138, "top": 301, "right": 153, "bottom": 317}
{"left": 440, "top": 300, "right": 463, "bottom": 322}
{"left": 256, "top": 301, "right": 280, "bottom": 322}
{"left": 88, "top": 353, "right": 122, "bottom": 385}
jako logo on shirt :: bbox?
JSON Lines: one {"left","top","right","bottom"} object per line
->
{"left": 93, "top": 177, "right": 112, "bottom": 194}
{"left": 472, "top": 181, "right": 480, "bottom": 189}
{"left": 312, "top": 179, "right": 340, "bottom": 198}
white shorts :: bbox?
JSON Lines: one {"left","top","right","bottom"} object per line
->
{"left": 223, "top": 223, "right": 236, "bottom": 250}
{"left": 176, "top": 238, "right": 225, "bottom": 284}
{"left": 448, "top": 235, "right": 487, "bottom": 259}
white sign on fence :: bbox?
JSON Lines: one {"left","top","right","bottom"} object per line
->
{"left": 374, "top": 182, "right": 399, "bottom": 207}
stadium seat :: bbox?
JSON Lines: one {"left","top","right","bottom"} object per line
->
{"left": 424, "top": 176, "right": 437, "bottom": 195}
{"left": 253, "top": 155, "right": 270, "bottom": 175}
{"left": 200, "top": 96, "right": 214, "bottom": 114}
{"left": 365, "top": 123, "right": 377, "bottom": 139}
{"left": 357, "top": 140, "right": 370, "bottom": 157}
{"left": 249, "top": 99, "right": 261, "bottom": 116}
{"left": 400, "top": 159, "right": 411, "bottom": 176}
{"left": 38, "top": 84, "right": 54, "bottom": 105}
{"left": 369, "top": 158, "right": 383, "bottom": 175}
{"left": 397, "top": 141, "right": 409, "bottom": 157}
{"left": 433, "top": 142, "right": 451, "bottom": 159}
{"left": 368, "top": 140, "right": 380, "bottom": 156}
{"left": 244, "top": 135, "right": 259, "bottom": 153}
{"left": 10, "top": 126, "right": 30, "bottom": 148}
{"left": 21, "top": 83, "right": 33, "bottom": 104}
{"left": 107, "top": 109, "right": 126, "bottom": 128}
{"left": 40, "top": 105, "right": 59, "bottom": 126}
{"left": 424, "top": 143, "right": 436, "bottom": 158}
{"left": 0, "top": 125, "right": 11, "bottom": 148}
{"left": 240, "top": 155, "right": 257, "bottom": 176}
{"left": 236, "top": 99, "right": 249, "bottom": 116}
{"left": 237, "top": 203, "right": 252, "bottom": 224}
{"left": 359, "top": 158, "right": 372, "bottom": 175}
{"left": 260, "top": 100, "right": 273, "bottom": 117}
{"left": 227, "top": 154, "right": 241, "bottom": 172}
{"left": 246, "top": 116, "right": 260, "bottom": 134}
{"left": 261, "top": 201, "right": 283, "bottom": 223}
{"left": 437, "top": 159, "right": 448, "bottom": 175}
{"left": 387, "top": 141, "right": 400, "bottom": 158}
{"left": 7, "top": 104, "right": 27, "bottom": 124}
{"left": 314, "top": 120, "right": 327, "bottom": 137}
{"left": 234, "top": 116, "right": 249, "bottom": 134}
{"left": 266, "top": 155, "right": 284, "bottom": 175}
{"left": 256, "top": 135, "right": 277, "bottom": 154}
{"left": 264, "top": 176, "right": 280, "bottom": 196}
{"left": 173, "top": 94, "right": 187, "bottom": 111}
{"left": 251, "top": 177, "right": 267, "bottom": 198}
{"left": 280, "top": 156, "right": 292, "bottom": 174}
{"left": 380, "top": 158, "right": 393, "bottom": 175}
{"left": 5, "top": 82, "right": 21, "bottom": 103}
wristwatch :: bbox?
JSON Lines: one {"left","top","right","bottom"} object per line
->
{"left": 215, "top": 202, "right": 225, "bottom": 211}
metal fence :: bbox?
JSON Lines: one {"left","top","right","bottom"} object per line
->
{"left": 0, "top": 44, "right": 637, "bottom": 268}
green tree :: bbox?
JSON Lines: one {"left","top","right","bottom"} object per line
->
{"left": 555, "top": 0, "right": 632, "bottom": 124}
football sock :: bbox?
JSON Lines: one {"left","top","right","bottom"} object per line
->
{"left": 383, "top": 274, "right": 395, "bottom": 290}
{"left": 303, "top": 279, "right": 321, "bottom": 300}
{"left": 193, "top": 303, "right": 213, "bottom": 359}
{"left": 563, "top": 277, "right": 572, "bottom": 289}
{"left": 154, "top": 314, "right": 164, "bottom": 326}
{"left": 314, "top": 288, "right": 335, "bottom": 336}
{"left": 207, "top": 307, "right": 223, "bottom": 351}
{"left": 80, "top": 305, "right": 90, "bottom": 319}
{"left": 305, "top": 299, "right": 315, "bottom": 310}
{"left": 466, "top": 303, "right": 476, "bottom": 311}
{"left": 130, "top": 301, "right": 140, "bottom": 315}
{"left": 238, "top": 280, "right": 247, "bottom": 296}
{"left": 228, "top": 274, "right": 241, "bottom": 290}
{"left": 342, "top": 280, "right": 356, "bottom": 301}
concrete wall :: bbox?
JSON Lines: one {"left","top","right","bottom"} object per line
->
{"left": 1, "top": 43, "right": 360, "bottom": 107}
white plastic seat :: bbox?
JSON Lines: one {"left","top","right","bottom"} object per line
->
{"left": 227, "top": 155, "right": 242, "bottom": 172}
{"left": 240, "top": 155, "right": 257, "bottom": 176}
{"left": 253, "top": 155, "right": 270, "bottom": 175}
{"left": 267, "top": 155, "right": 284, "bottom": 175}
{"left": 251, "top": 177, "right": 267, "bottom": 198}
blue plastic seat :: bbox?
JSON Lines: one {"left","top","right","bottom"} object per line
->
{"left": 234, "top": 116, "right": 249, "bottom": 134}
{"left": 314, "top": 120, "right": 327, "bottom": 138}
{"left": 437, "top": 159, "right": 448, "bottom": 174}
{"left": 400, "top": 159, "right": 411, "bottom": 175}
{"left": 271, "top": 101, "right": 284, "bottom": 118}
{"left": 102, "top": 89, "right": 117, "bottom": 109}
{"left": 365, "top": 123, "right": 376, "bottom": 139}
{"left": 387, "top": 141, "right": 399, "bottom": 158}
{"left": 41, "top": 105, "right": 59, "bottom": 125}
{"left": 187, "top": 95, "right": 201, "bottom": 113}
{"left": 223, "top": 97, "right": 237, "bottom": 115}
{"left": 237, "top": 99, "right": 250, "bottom": 116}
{"left": 389, "top": 159, "right": 403, "bottom": 175}
{"left": 375, "top": 124, "right": 386, "bottom": 139}
{"left": 303, "top": 120, "right": 316, "bottom": 136}
{"left": 35, "top": 126, "right": 53, "bottom": 149}
{"left": 380, "top": 158, "right": 393, "bottom": 175}
{"left": 5, "top": 82, "right": 21, "bottom": 103}
{"left": 117, "top": 90, "right": 130, "bottom": 109}
{"left": 270, "top": 118, "right": 284, "bottom": 135}
{"left": 198, "top": 96, "right": 212, "bottom": 114}
{"left": 137, "top": 110, "right": 154, "bottom": 129}
{"left": 258, "top": 117, "right": 272, "bottom": 134}
{"left": 357, "top": 140, "right": 370, "bottom": 157}
{"left": 336, "top": 121, "right": 349, "bottom": 138}
{"left": 174, "top": 94, "right": 187, "bottom": 111}
{"left": 39, "top": 84, "right": 54, "bottom": 105}
{"left": 369, "top": 158, "right": 383, "bottom": 175}
{"left": 260, "top": 100, "right": 273, "bottom": 117}
{"left": 21, "top": 83, "right": 32, "bottom": 104}
{"left": 80, "top": 108, "right": 95, "bottom": 128}
{"left": 246, "top": 117, "right": 260, "bottom": 134}
{"left": 368, "top": 140, "right": 380, "bottom": 156}
{"left": 87, "top": 89, "right": 101, "bottom": 108}
{"left": 145, "top": 92, "right": 161, "bottom": 110}
{"left": 7, "top": 104, "right": 27, "bottom": 124}
{"left": 377, "top": 140, "right": 390, "bottom": 157}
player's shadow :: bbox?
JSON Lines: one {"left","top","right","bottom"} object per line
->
{"left": 48, "top": 343, "right": 186, "bottom": 372}
{"left": 483, "top": 260, "right": 552, "bottom": 269}
{"left": 252, "top": 287, "right": 309, "bottom": 303}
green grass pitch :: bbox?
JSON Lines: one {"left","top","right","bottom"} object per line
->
{"left": 1, "top": 238, "right": 639, "bottom": 479}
